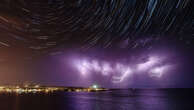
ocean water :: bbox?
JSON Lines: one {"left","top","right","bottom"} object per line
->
{"left": 0, "top": 89, "right": 193, "bottom": 110}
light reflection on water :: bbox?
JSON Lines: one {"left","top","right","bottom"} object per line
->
{"left": 0, "top": 89, "right": 193, "bottom": 110}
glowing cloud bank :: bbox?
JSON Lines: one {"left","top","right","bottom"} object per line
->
{"left": 137, "top": 56, "right": 161, "bottom": 71}
{"left": 72, "top": 55, "right": 175, "bottom": 84}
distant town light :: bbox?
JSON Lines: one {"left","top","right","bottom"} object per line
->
{"left": 91, "top": 84, "right": 98, "bottom": 89}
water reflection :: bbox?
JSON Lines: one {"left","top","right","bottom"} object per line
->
{"left": 0, "top": 89, "right": 193, "bottom": 110}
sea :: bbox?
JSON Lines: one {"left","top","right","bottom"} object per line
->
{"left": 0, "top": 89, "right": 193, "bottom": 110}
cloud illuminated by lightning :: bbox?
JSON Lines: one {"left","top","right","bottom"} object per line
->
{"left": 137, "top": 56, "right": 161, "bottom": 71}
{"left": 149, "top": 65, "right": 171, "bottom": 78}
{"left": 72, "top": 55, "right": 174, "bottom": 84}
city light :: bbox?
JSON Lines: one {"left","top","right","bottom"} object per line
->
{"left": 0, "top": 83, "right": 107, "bottom": 94}
{"left": 91, "top": 84, "right": 98, "bottom": 89}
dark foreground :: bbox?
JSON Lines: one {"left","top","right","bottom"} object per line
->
{"left": 0, "top": 89, "right": 194, "bottom": 110}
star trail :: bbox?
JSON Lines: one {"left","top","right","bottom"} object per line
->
{"left": 0, "top": 0, "right": 193, "bottom": 60}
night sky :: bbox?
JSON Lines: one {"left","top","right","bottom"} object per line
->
{"left": 0, "top": 0, "right": 193, "bottom": 88}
